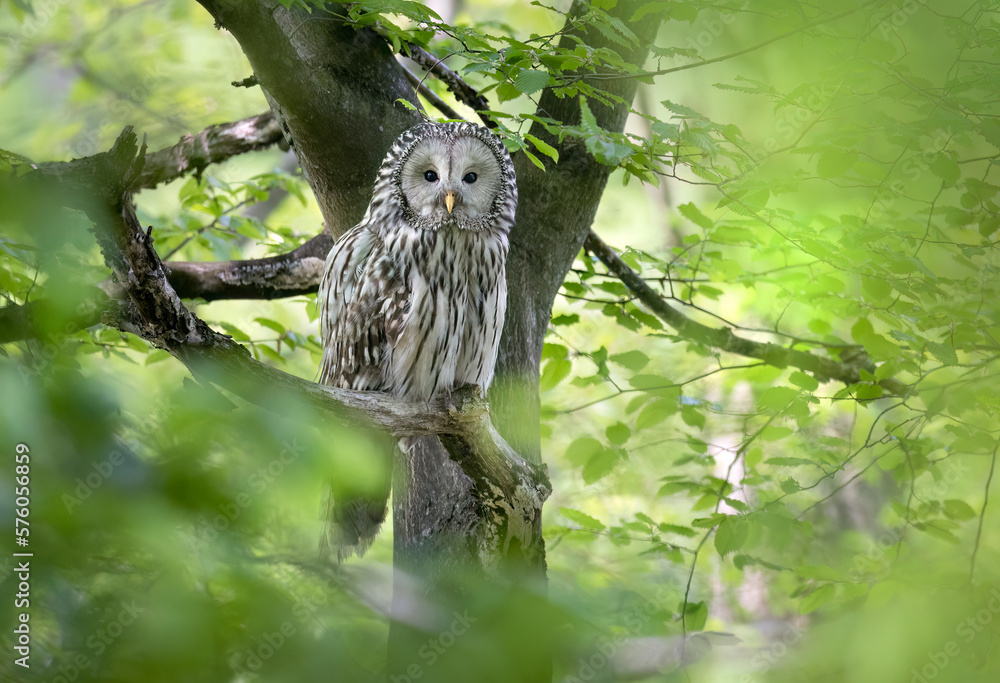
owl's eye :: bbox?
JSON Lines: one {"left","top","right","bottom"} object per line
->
{"left": 463, "top": 172, "right": 477, "bottom": 184}
{"left": 424, "top": 170, "right": 438, "bottom": 182}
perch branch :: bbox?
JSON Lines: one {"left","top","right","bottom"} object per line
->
{"left": 584, "top": 231, "right": 912, "bottom": 397}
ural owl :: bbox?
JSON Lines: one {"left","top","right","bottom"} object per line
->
{"left": 318, "top": 122, "right": 517, "bottom": 559}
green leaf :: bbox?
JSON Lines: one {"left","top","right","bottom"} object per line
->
{"left": 254, "top": 317, "right": 286, "bottom": 334}
{"left": 692, "top": 513, "right": 727, "bottom": 528}
{"left": 789, "top": 371, "right": 819, "bottom": 391}
{"left": 610, "top": 350, "right": 649, "bottom": 371}
{"left": 929, "top": 153, "right": 960, "bottom": 186}
{"left": 943, "top": 499, "right": 976, "bottom": 521}
{"left": 659, "top": 523, "right": 698, "bottom": 538}
{"left": 926, "top": 341, "right": 958, "bottom": 366}
{"left": 218, "top": 322, "right": 250, "bottom": 342}
{"left": 540, "top": 356, "right": 572, "bottom": 391}
{"left": 566, "top": 437, "right": 603, "bottom": 466}
{"left": 856, "top": 384, "right": 883, "bottom": 400}
{"left": 522, "top": 149, "right": 546, "bottom": 170}
{"left": 816, "top": 149, "right": 857, "bottom": 178}
{"left": 495, "top": 82, "right": 520, "bottom": 102}
{"left": 524, "top": 133, "right": 559, "bottom": 162}
{"left": 257, "top": 344, "right": 285, "bottom": 364}
{"left": 560, "top": 507, "right": 605, "bottom": 531}
{"left": 915, "top": 522, "right": 961, "bottom": 544}
{"left": 682, "top": 601, "right": 708, "bottom": 631}
{"left": 765, "top": 457, "right": 816, "bottom": 467}
{"left": 714, "top": 515, "right": 748, "bottom": 556}
{"left": 758, "top": 386, "right": 799, "bottom": 412}
{"left": 760, "top": 426, "right": 793, "bottom": 442}
{"left": 583, "top": 447, "right": 620, "bottom": 484}
{"left": 550, "top": 313, "right": 579, "bottom": 326}
{"left": 678, "top": 203, "right": 713, "bottom": 230}
{"left": 681, "top": 404, "right": 705, "bottom": 430}
{"left": 780, "top": 478, "right": 801, "bottom": 494}
{"left": 800, "top": 584, "right": 836, "bottom": 613}
{"left": 606, "top": 422, "right": 631, "bottom": 445}
{"left": 513, "top": 69, "right": 549, "bottom": 95}
{"left": 980, "top": 119, "right": 1000, "bottom": 148}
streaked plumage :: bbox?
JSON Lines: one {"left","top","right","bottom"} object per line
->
{"left": 318, "top": 122, "right": 517, "bottom": 559}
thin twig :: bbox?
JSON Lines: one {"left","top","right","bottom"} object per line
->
{"left": 970, "top": 444, "right": 998, "bottom": 584}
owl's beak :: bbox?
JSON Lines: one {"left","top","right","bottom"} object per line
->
{"left": 445, "top": 191, "right": 455, "bottom": 214}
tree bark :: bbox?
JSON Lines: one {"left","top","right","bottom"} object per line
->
{"left": 492, "top": 1, "right": 663, "bottom": 462}
{"left": 195, "top": 0, "right": 422, "bottom": 236}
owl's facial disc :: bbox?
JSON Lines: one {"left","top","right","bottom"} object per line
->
{"left": 400, "top": 136, "right": 503, "bottom": 228}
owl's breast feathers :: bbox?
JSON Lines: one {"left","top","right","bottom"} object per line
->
{"left": 319, "top": 221, "right": 508, "bottom": 401}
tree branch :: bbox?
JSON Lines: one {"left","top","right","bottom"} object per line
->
{"left": 583, "top": 231, "right": 911, "bottom": 397}
{"left": 0, "top": 288, "right": 108, "bottom": 345}
{"left": 0, "top": 112, "right": 322, "bottom": 343}
{"left": 399, "top": 64, "right": 464, "bottom": 121}
{"left": 164, "top": 233, "right": 331, "bottom": 300}
{"left": 136, "top": 112, "right": 284, "bottom": 189}
{"left": 401, "top": 42, "right": 494, "bottom": 127}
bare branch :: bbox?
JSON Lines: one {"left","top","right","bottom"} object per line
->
{"left": 970, "top": 444, "right": 998, "bottom": 584}
{"left": 0, "top": 114, "right": 323, "bottom": 344}
{"left": 584, "top": 231, "right": 912, "bottom": 397}
{"left": 400, "top": 42, "right": 494, "bottom": 127}
{"left": 400, "top": 64, "right": 464, "bottom": 121}
{"left": 136, "top": 112, "right": 284, "bottom": 189}
{"left": 165, "top": 233, "right": 332, "bottom": 301}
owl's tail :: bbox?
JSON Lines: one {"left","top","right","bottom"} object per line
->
{"left": 321, "top": 445, "right": 395, "bottom": 562}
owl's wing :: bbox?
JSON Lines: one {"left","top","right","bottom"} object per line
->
{"left": 318, "top": 225, "right": 406, "bottom": 390}
{"left": 317, "top": 224, "right": 404, "bottom": 560}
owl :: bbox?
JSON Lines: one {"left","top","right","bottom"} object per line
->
{"left": 317, "top": 121, "right": 518, "bottom": 560}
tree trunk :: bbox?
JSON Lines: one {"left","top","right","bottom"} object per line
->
{"left": 193, "top": 1, "right": 660, "bottom": 678}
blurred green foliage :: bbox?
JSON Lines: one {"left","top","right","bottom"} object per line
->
{"left": 2, "top": 0, "right": 1000, "bottom": 681}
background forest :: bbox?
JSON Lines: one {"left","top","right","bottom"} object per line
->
{"left": 1, "top": 0, "right": 999, "bottom": 681}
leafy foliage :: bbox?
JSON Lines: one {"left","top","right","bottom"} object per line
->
{"left": 2, "top": 0, "right": 1000, "bottom": 682}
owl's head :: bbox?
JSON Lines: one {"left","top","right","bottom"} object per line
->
{"left": 385, "top": 122, "right": 517, "bottom": 233}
